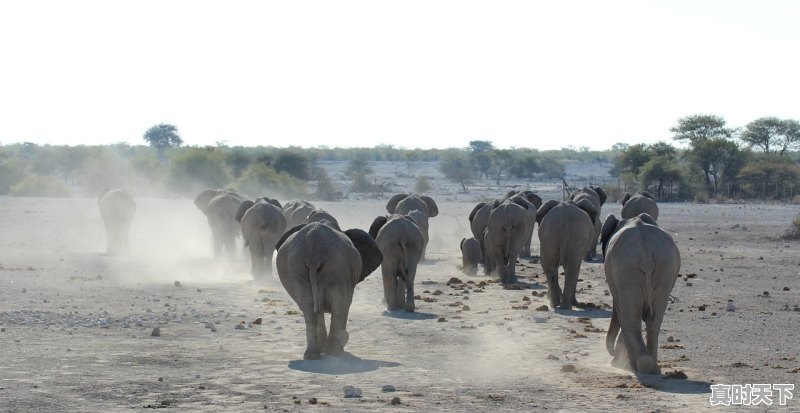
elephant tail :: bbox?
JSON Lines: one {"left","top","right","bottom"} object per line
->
{"left": 398, "top": 241, "right": 409, "bottom": 280}
{"left": 606, "top": 301, "right": 620, "bottom": 356}
{"left": 308, "top": 262, "right": 323, "bottom": 314}
{"left": 640, "top": 254, "right": 656, "bottom": 320}
{"left": 503, "top": 227, "right": 514, "bottom": 266}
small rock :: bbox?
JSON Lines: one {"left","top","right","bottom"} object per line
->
{"left": 667, "top": 336, "right": 675, "bottom": 342}
{"left": 0, "top": 327, "right": 5, "bottom": 332}
{"left": 535, "top": 305, "right": 549, "bottom": 311}
{"left": 343, "top": 385, "right": 362, "bottom": 398}
{"left": 726, "top": 301, "right": 736, "bottom": 312}
{"left": 758, "top": 256, "right": 764, "bottom": 260}
{"left": 783, "top": 287, "right": 790, "bottom": 291}
{"left": 561, "top": 364, "right": 576, "bottom": 373}
{"left": 253, "top": 317, "right": 263, "bottom": 325}
{"left": 763, "top": 291, "right": 770, "bottom": 297}
{"left": 462, "top": 305, "right": 471, "bottom": 311}
{"left": 547, "top": 354, "right": 559, "bottom": 360}
{"left": 235, "top": 323, "right": 245, "bottom": 330}
{"left": 150, "top": 327, "right": 161, "bottom": 337}
{"left": 390, "top": 397, "right": 401, "bottom": 405}
{"left": 21, "top": 288, "right": 27, "bottom": 294}
{"left": 173, "top": 281, "right": 181, "bottom": 287}
{"left": 685, "top": 282, "right": 693, "bottom": 287}
{"left": 437, "top": 317, "right": 447, "bottom": 322}
{"left": 308, "top": 397, "right": 317, "bottom": 405}
{"left": 382, "top": 385, "right": 396, "bottom": 392}
{"left": 663, "top": 370, "right": 688, "bottom": 379}
{"left": 447, "top": 277, "right": 463, "bottom": 285}
{"left": 158, "top": 377, "right": 163, "bottom": 382}
{"left": 196, "top": 288, "right": 202, "bottom": 293}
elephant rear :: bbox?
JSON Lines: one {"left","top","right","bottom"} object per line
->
{"left": 98, "top": 189, "right": 136, "bottom": 254}
{"left": 621, "top": 194, "right": 659, "bottom": 221}
{"left": 603, "top": 215, "right": 680, "bottom": 374}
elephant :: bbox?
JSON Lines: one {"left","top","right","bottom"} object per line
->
{"left": 621, "top": 192, "right": 659, "bottom": 221}
{"left": 306, "top": 209, "right": 340, "bottom": 228}
{"left": 282, "top": 200, "right": 316, "bottom": 228}
{"left": 536, "top": 199, "right": 597, "bottom": 309}
{"left": 98, "top": 189, "right": 136, "bottom": 255}
{"left": 468, "top": 200, "right": 500, "bottom": 264}
{"left": 483, "top": 201, "right": 528, "bottom": 284}
{"left": 386, "top": 193, "right": 438, "bottom": 259}
{"left": 194, "top": 188, "right": 249, "bottom": 259}
{"left": 369, "top": 214, "right": 425, "bottom": 312}
{"left": 601, "top": 213, "right": 680, "bottom": 375}
{"left": 235, "top": 197, "right": 287, "bottom": 280}
{"left": 275, "top": 221, "right": 382, "bottom": 360}
{"left": 569, "top": 186, "right": 607, "bottom": 261}
{"left": 504, "top": 191, "right": 541, "bottom": 258}
{"left": 460, "top": 237, "right": 481, "bottom": 275}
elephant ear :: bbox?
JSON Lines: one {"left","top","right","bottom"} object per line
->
{"left": 503, "top": 190, "right": 519, "bottom": 200}
{"left": 508, "top": 195, "right": 532, "bottom": 210}
{"left": 575, "top": 198, "right": 598, "bottom": 225}
{"left": 275, "top": 224, "right": 306, "bottom": 251}
{"left": 639, "top": 191, "right": 655, "bottom": 200}
{"left": 523, "top": 191, "right": 542, "bottom": 210}
{"left": 600, "top": 215, "right": 621, "bottom": 257}
{"left": 637, "top": 213, "right": 658, "bottom": 226}
{"left": 593, "top": 186, "right": 608, "bottom": 206}
{"left": 98, "top": 188, "right": 111, "bottom": 205}
{"left": 194, "top": 189, "right": 220, "bottom": 215}
{"left": 368, "top": 215, "right": 389, "bottom": 239}
{"left": 235, "top": 200, "right": 255, "bottom": 223}
{"left": 468, "top": 202, "right": 486, "bottom": 223}
{"left": 419, "top": 195, "right": 438, "bottom": 217}
{"left": 386, "top": 193, "right": 408, "bottom": 213}
{"left": 345, "top": 229, "right": 383, "bottom": 283}
{"left": 536, "top": 200, "right": 560, "bottom": 225}
{"left": 460, "top": 238, "right": 466, "bottom": 251}
{"left": 491, "top": 199, "right": 503, "bottom": 209}
{"left": 621, "top": 192, "right": 632, "bottom": 206}
{"left": 264, "top": 198, "right": 282, "bottom": 209}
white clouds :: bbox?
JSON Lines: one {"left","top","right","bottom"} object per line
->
{"left": 0, "top": 1, "right": 797, "bottom": 149}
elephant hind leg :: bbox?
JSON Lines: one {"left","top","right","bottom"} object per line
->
{"left": 559, "top": 260, "right": 582, "bottom": 310}
{"left": 617, "top": 298, "right": 651, "bottom": 374}
{"left": 316, "top": 313, "right": 328, "bottom": 353}
{"left": 383, "top": 271, "right": 400, "bottom": 311}
{"left": 302, "top": 311, "right": 321, "bottom": 360}
{"left": 643, "top": 298, "right": 668, "bottom": 374}
{"left": 327, "top": 299, "right": 352, "bottom": 357}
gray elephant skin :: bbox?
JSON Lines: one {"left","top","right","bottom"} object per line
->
{"left": 235, "top": 197, "right": 287, "bottom": 280}
{"left": 98, "top": 189, "right": 136, "bottom": 255}
{"left": 369, "top": 214, "right": 424, "bottom": 312}
{"left": 460, "top": 237, "right": 481, "bottom": 275}
{"left": 536, "top": 199, "right": 597, "bottom": 309}
{"left": 276, "top": 221, "right": 382, "bottom": 360}
{"left": 503, "top": 190, "right": 542, "bottom": 258}
{"left": 569, "top": 186, "right": 607, "bottom": 261}
{"left": 601, "top": 213, "right": 679, "bottom": 375}
{"left": 621, "top": 192, "right": 659, "bottom": 221}
{"left": 194, "top": 188, "right": 249, "bottom": 259}
{"left": 468, "top": 200, "right": 496, "bottom": 264}
{"left": 282, "top": 199, "right": 316, "bottom": 228}
{"left": 386, "top": 193, "right": 438, "bottom": 259}
{"left": 483, "top": 201, "right": 528, "bottom": 284}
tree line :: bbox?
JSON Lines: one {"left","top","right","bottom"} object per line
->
{"left": 1, "top": 114, "right": 799, "bottom": 202}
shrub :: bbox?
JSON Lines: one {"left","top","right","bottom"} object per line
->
{"left": 167, "top": 148, "right": 232, "bottom": 196}
{"left": 350, "top": 173, "right": 375, "bottom": 193}
{"left": 10, "top": 175, "right": 71, "bottom": 197}
{"left": 781, "top": 214, "right": 800, "bottom": 240}
{"left": 235, "top": 163, "right": 308, "bottom": 198}
{"left": 314, "top": 167, "right": 341, "bottom": 201}
{"left": 0, "top": 158, "right": 26, "bottom": 194}
{"left": 414, "top": 176, "right": 433, "bottom": 193}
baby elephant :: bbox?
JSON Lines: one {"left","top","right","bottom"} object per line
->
{"left": 369, "top": 215, "right": 425, "bottom": 312}
{"left": 235, "top": 197, "right": 287, "bottom": 280}
{"left": 601, "top": 213, "right": 680, "bottom": 375}
{"left": 98, "top": 189, "right": 136, "bottom": 255}
{"left": 460, "top": 237, "right": 481, "bottom": 275}
{"left": 620, "top": 191, "right": 659, "bottom": 221}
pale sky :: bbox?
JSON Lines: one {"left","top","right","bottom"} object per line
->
{"left": 1, "top": 1, "right": 798, "bottom": 150}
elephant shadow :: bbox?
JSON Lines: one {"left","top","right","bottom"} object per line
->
{"left": 288, "top": 352, "right": 400, "bottom": 375}
{"left": 637, "top": 374, "right": 712, "bottom": 394}
{"left": 382, "top": 310, "right": 439, "bottom": 320}
{"left": 553, "top": 307, "right": 612, "bottom": 318}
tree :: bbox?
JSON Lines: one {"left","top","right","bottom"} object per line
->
{"left": 344, "top": 154, "right": 373, "bottom": 178}
{"left": 468, "top": 140, "right": 494, "bottom": 180}
{"left": 273, "top": 150, "right": 311, "bottom": 181}
{"left": 143, "top": 123, "right": 183, "bottom": 156}
{"left": 737, "top": 154, "right": 800, "bottom": 198}
{"left": 439, "top": 153, "right": 474, "bottom": 193}
{"left": 671, "top": 115, "right": 736, "bottom": 195}
{"left": 740, "top": 117, "right": 784, "bottom": 154}
{"left": 638, "top": 157, "right": 684, "bottom": 200}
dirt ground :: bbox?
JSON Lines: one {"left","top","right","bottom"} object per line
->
{"left": 1, "top": 195, "right": 798, "bottom": 412}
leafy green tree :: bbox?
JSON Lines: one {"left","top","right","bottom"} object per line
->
{"left": 345, "top": 154, "right": 373, "bottom": 178}
{"left": 314, "top": 167, "right": 340, "bottom": 201}
{"left": 439, "top": 153, "right": 474, "bottom": 193}
{"left": 0, "top": 158, "right": 26, "bottom": 194}
{"left": 143, "top": 123, "right": 183, "bottom": 156}
{"left": 671, "top": 114, "right": 736, "bottom": 195}
{"left": 737, "top": 154, "right": 800, "bottom": 198}
{"left": 639, "top": 157, "right": 684, "bottom": 200}
{"left": 741, "top": 117, "right": 800, "bottom": 156}
{"left": 235, "top": 163, "right": 308, "bottom": 197}
{"left": 273, "top": 150, "right": 311, "bottom": 181}
{"left": 467, "top": 140, "right": 494, "bottom": 180}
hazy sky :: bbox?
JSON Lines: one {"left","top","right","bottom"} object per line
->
{"left": 1, "top": 1, "right": 798, "bottom": 150}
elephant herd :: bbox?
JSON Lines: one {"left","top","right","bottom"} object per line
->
{"left": 98, "top": 186, "right": 679, "bottom": 375}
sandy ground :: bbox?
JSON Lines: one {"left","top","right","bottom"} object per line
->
{"left": 1, "top": 195, "right": 799, "bottom": 412}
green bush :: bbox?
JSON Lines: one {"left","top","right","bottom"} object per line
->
{"left": 235, "top": 163, "right": 308, "bottom": 198}
{"left": 167, "top": 148, "right": 232, "bottom": 195}
{"left": 414, "top": 176, "right": 433, "bottom": 193}
{"left": 10, "top": 175, "right": 71, "bottom": 197}
{"left": 314, "top": 167, "right": 340, "bottom": 201}
{"left": 349, "top": 173, "right": 375, "bottom": 193}
{"left": 0, "top": 158, "right": 26, "bottom": 194}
